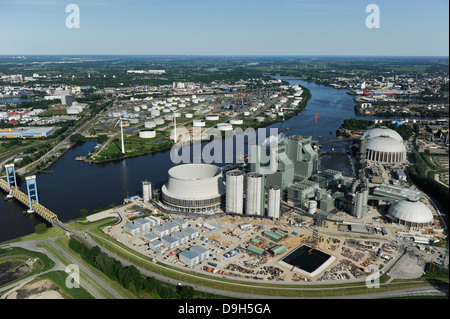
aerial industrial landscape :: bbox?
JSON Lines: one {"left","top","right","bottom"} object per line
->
{"left": 0, "top": 0, "right": 448, "bottom": 310}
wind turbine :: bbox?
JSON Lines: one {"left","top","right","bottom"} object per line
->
{"left": 172, "top": 108, "right": 179, "bottom": 143}
{"left": 114, "top": 109, "right": 126, "bottom": 154}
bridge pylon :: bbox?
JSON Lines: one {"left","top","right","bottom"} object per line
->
{"left": 4, "top": 164, "right": 17, "bottom": 198}
{"left": 25, "top": 175, "right": 39, "bottom": 214}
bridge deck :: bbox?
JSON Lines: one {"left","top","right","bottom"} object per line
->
{"left": 0, "top": 178, "right": 59, "bottom": 224}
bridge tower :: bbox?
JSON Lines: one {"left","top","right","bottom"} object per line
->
{"left": 25, "top": 175, "right": 39, "bottom": 214}
{"left": 4, "top": 164, "right": 17, "bottom": 198}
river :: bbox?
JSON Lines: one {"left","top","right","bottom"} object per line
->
{"left": 0, "top": 78, "right": 404, "bottom": 242}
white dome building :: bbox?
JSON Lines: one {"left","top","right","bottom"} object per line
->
{"left": 364, "top": 127, "right": 403, "bottom": 142}
{"left": 364, "top": 128, "right": 406, "bottom": 163}
{"left": 161, "top": 164, "right": 225, "bottom": 212}
{"left": 388, "top": 199, "right": 434, "bottom": 228}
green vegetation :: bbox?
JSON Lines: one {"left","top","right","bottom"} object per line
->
{"left": 67, "top": 236, "right": 207, "bottom": 299}
{"left": 409, "top": 148, "right": 449, "bottom": 213}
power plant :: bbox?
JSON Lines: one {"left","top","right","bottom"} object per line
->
{"left": 149, "top": 128, "right": 426, "bottom": 223}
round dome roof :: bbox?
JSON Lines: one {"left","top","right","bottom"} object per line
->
{"left": 366, "top": 136, "right": 406, "bottom": 153}
{"left": 365, "top": 127, "right": 403, "bottom": 143}
{"left": 388, "top": 199, "right": 433, "bottom": 224}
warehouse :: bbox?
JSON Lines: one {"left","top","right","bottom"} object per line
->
{"left": 247, "top": 244, "right": 266, "bottom": 256}
{"left": 269, "top": 245, "right": 287, "bottom": 256}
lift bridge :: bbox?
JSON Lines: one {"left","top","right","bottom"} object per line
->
{"left": 0, "top": 164, "right": 58, "bottom": 224}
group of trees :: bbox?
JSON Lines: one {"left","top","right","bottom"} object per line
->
{"left": 408, "top": 149, "right": 449, "bottom": 213}
{"left": 68, "top": 237, "right": 195, "bottom": 299}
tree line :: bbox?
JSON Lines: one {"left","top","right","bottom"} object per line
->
{"left": 68, "top": 237, "right": 196, "bottom": 299}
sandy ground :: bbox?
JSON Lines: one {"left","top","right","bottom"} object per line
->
{"left": 5, "top": 279, "right": 63, "bottom": 299}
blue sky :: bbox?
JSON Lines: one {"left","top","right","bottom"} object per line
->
{"left": 0, "top": 0, "right": 448, "bottom": 56}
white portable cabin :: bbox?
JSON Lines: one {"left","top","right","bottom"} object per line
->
{"left": 181, "top": 227, "right": 199, "bottom": 240}
{"left": 152, "top": 224, "right": 170, "bottom": 237}
{"left": 189, "top": 245, "right": 209, "bottom": 262}
{"left": 172, "top": 217, "right": 189, "bottom": 229}
{"left": 179, "top": 250, "right": 199, "bottom": 267}
{"left": 161, "top": 235, "right": 179, "bottom": 249}
{"left": 123, "top": 223, "right": 140, "bottom": 236}
{"left": 134, "top": 218, "right": 151, "bottom": 231}
{"left": 141, "top": 232, "right": 158, "bottom": 243}
{"left": 170, "top": 231, "right": 189, "bottom": 245}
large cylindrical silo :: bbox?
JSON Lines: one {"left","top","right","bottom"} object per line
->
{"left": 308, "top": 200, "right": 317, "bottom": 215}
{"left": 226, "top": 170, "right": 244, "bottom": 215}
{"left": 246, "top": 172, "right": 263, "bottom": 216}
{"left": 267, "top": 185, "right": 281, "bottom": 220}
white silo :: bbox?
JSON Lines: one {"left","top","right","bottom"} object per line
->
{"left": 246, "top": 172, "right": 263, "bottom": 216}
{"left": 142, "top": 181, "right": 152, "bottom": 203}
{"left": 226, "top": 170, "right": 244, "bottom": 215}
{"left": 308, "top": 200, "right": 317, "bottom": 215}
{"left": 267, "top": 185, "right": 281, "bottom": 220}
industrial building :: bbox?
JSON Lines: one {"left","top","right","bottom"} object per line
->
{"left": 0, "top": 127, "right": 55, "bottom": 139}
{"left": 387, "top": 198, "right": 434, "bottom": 228}
{"left": 161, "top": 163, "right": 226, "bottom": 212}
{"left": 364, "top": 127, "right": 406, "bottom": 164}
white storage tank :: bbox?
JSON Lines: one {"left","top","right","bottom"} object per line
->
{"left": 216, "top": 123, "right": 233, "bottom": 131}
{"left": 154, "top": 118, "right": 164, "bottom": 125}
{"left": 205, "top": 115, "right": 220, "bottom": 121}
{"left": 243, "top": 111, "right": 250, "bottom": 116}
{"left": 144, "top": 121, "right": 156, "bottom": 128}
{"left": 185, "top": 113, "right": 193, "bottom": 118}
{"left": 226, "top": 170, "right": 244, "bottom": 215}
{"left": 134, "top": 106, "right": 141, "bottom": 112}
{"left": 164, "top": 114, "right": 173, "bottom": 121}
{"left": 193, "top": 120, "right": 205, "bottom": 127}
{"left": 267, "top": 185, "right": 281, "bottom": 220}
{"left": 150, "top": 109, "right": 161, "bottom": 117}
{"left": 229, "top": 118, "right": 243, "bottom": 125}
{"left": 139, "top": 129, "right": 156, "bottom": 139}
{"left": 246, "top": 172, "right": 263, "bottom": 216}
